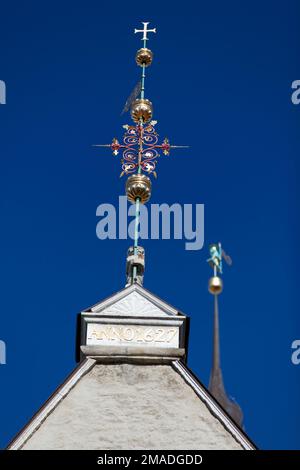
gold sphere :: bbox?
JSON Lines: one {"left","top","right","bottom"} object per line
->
{"left": 126, "top": 174, "right": 152, "bottom": 204}
{"left": 131, "top": 99, "right": 153, "bottom": 123}
{"left": 136, "top": 48, "right": 153, "bottom": 67}
{"left": 208, "top": 276, "right": 223, "bottom": 295}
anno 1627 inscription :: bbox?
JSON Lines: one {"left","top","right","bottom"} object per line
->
{"left": 86, "top": 323, "right": 179, "bottom": 348}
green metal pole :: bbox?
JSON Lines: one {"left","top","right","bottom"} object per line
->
{"left": 141, "top": 64, "right": 146, "bottom": 100}
{"left": 132, "top": 197, "right": 140, "bottom": 282}
{"left": 132, "top": 115, "right": 143, "bottom": 282}
{"left": 134, "top": 197, "right": 140, "bottom": 249}
{"left": 132, "top": 39, "right": 147, "bottom": 283}
{"left": 141, "top": 38, "right": 146, "bottom": 100}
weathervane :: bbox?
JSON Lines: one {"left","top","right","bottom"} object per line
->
{"left": 94, "top": 22, "right": 188, "bottom": 285}
{"left": 207, "top": 242, "right": 232, "bottom": 278}
{"left": 207, "top": 243, "right": 243, "bottom": 427}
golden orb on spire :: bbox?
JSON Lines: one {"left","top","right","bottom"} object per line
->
{"left": 208, "top": 276, "right": 223, "bottom": 295}
{"left": 126, "top": 174, "right": 152, "bottom": 204}
{"left": 136, "top": 48, "right": 153, "bottom": 67}
{"left": 131, "top": 99, "right": 153, "bottom": 123}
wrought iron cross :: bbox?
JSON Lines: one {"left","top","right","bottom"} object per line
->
{"left": 93, "top": 121, "right": 188, "bottom": 178}
{"left": 94, "top": 23, "right": 188, "bottom": 178}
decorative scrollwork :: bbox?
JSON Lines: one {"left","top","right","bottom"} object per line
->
{"left": 144, "top": 124, "right": 156, "bottom": 134}
{"left": 142, "top": 148, "right": 158, "bottom": 160}
{"left": 143, "top": 133, "right": 158, "bottom": 145}
{"left": 123, "top": 148, "right": 138, "bottom": 162}
{"left": 124, "top": 135, "right": 138, "bottom": 145}
{"left": 141, "top": 160, "right": 156, "bottom": 174}
{"left": 116, "top": 122, "right": 168, "bottom": 177}
{"left": 143, "top": 125, "right": 158, "bottom": 146}
{"left": 95, "top": 118, "right": 186, "bottom": 180}
{"left": 121, "top": 161, "right": 137, "bottom": 175}
{"left": 127, "top": 127, "right": 138, "bottom": 135}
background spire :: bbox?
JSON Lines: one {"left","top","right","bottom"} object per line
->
{"left": 207, "top": 243, "right": 244, "bottom": 427}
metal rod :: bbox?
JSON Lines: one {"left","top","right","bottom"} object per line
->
{"left": 138, "top": 119, "right": 143, "bottom": 175}
{"left": 140, "top": 38, "right": 146, "bottom": 100}
{"left": 92, "top": 144, "right": 111, "bottom": 147}
{"left": 134, "top": 198, "right": 140, "bottom": 249}
{"left": 131, "top": 32, "right": 150, "bottom": 283}
{"left": 132, "top": 117, "right": 144, "bottom": 282}
{"left": 132, "top": 196, "right": 140, "bottom": 282}
{"left": 213, "top": 294, "right": 221, "bottom": 371}
{"left": 169, "top": 145, "right": 190, "bottom": 149}
{"left": 141, "top": 64, "right": 146, "bottom": 100}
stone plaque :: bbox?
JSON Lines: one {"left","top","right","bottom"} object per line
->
{"left": 86, "top": 323, "right": 179, "bottom": 348}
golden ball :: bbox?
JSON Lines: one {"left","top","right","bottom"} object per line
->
{"left": 131, "top": 99, "right": 153, "bottom": 123}
{"left": 208, "top": 276, "right": 223, "bottom": 295}
{"left": 135, "top": 48, "right": 153, "bottom": 67}
{"left": 126, "top": 174, "right": 152, "bottom": 204}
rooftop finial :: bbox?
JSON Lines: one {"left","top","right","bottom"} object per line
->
{"left": 134, "top": 21, "right": 156, "bottom": 43}
{"left": 93, "top": 24, "right": 188, "bottom": 285}
{"left": 207, "top": 243, "right": 243, "bottom": 427}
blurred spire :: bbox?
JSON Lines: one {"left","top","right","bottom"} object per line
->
{"left": 207, "top": 243, "right": 243, "bottom": 427}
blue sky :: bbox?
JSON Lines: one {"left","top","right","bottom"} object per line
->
{"left": 0, "top": 0, "right": 299, "bottom": 449}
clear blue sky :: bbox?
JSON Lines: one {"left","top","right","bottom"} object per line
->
{"left": 0, "top": 0, "right": 299, "bottom": 450}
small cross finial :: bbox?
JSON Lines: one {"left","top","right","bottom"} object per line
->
{"left": 134, "top": 22, "right": 156, "bottom": 41}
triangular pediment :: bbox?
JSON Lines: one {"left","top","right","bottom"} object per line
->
{"left": 7, "top": 359, "right": 255, "bottom": 450}
{"left": 83, "top": 284, "right": 182, "bottom": 318}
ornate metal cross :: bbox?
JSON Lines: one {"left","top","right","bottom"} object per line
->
{"left": 93, "top": 23, "right": 189, "bottom": 283}
{"left": 93, "top": 121, "right": 188, "bottom": 178}
{"left": 94, "top": 22, "right": 188, "bottom": 179}
{"left": 134, "top": 22, "right": 156, "bottom": 41}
